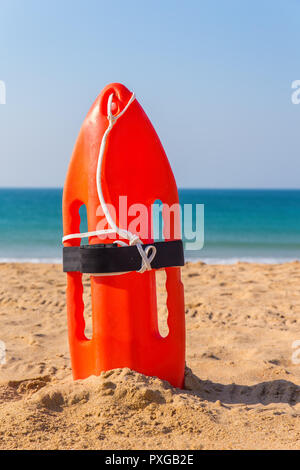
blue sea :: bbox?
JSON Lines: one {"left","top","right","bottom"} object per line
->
{"left": 0, "top": 188, "right": 299, "bottom": 264}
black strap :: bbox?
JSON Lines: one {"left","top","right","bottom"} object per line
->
{"left": 63, "top": 240, "right": 184, "bottom": 274}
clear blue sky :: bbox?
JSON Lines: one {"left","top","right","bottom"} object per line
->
{"left": 0, "top": 0, "right": 299, "bottom": 188}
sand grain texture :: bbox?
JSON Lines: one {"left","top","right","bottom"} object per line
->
{"left": 0, "top": 262, "right": 299, "bottom": 449}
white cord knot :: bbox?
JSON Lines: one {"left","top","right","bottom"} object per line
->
{"left": 114, "top": 237, "right": 157, "bottom": 274}
{"left": 135, "top": 243, "right": 157, "bottom": 274}
{"left": 129, "top": 234, "right": 141, "bottom": 245}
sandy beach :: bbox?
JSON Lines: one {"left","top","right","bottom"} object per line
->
{"left": 0, "top": 261, "right": 299, "bottom": 450}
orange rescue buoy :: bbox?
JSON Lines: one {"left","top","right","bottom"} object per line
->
{"left": 62, "top": 83, "right": 185, "bottom": 388}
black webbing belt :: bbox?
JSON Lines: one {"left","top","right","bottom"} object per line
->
{"left": 63, "top": 240, "right": 184, "bottom": 274}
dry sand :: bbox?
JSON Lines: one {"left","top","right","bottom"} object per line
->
{"left": 0, "top": 261, "right": 299, "bottom": 449}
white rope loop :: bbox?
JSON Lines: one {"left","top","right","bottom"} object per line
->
{"left": 62, "top": 90, "right": 157, "bottom": 275}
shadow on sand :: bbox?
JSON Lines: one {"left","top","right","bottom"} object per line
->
{"left": 184, "top": 367, "right": 300, "bottom": 406}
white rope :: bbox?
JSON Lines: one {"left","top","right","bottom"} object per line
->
{"left": 63, "top": 228, "right": 116, "bottom": 243}
{"left": 62, "top": 91, "right": 156, "bottom": 275}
